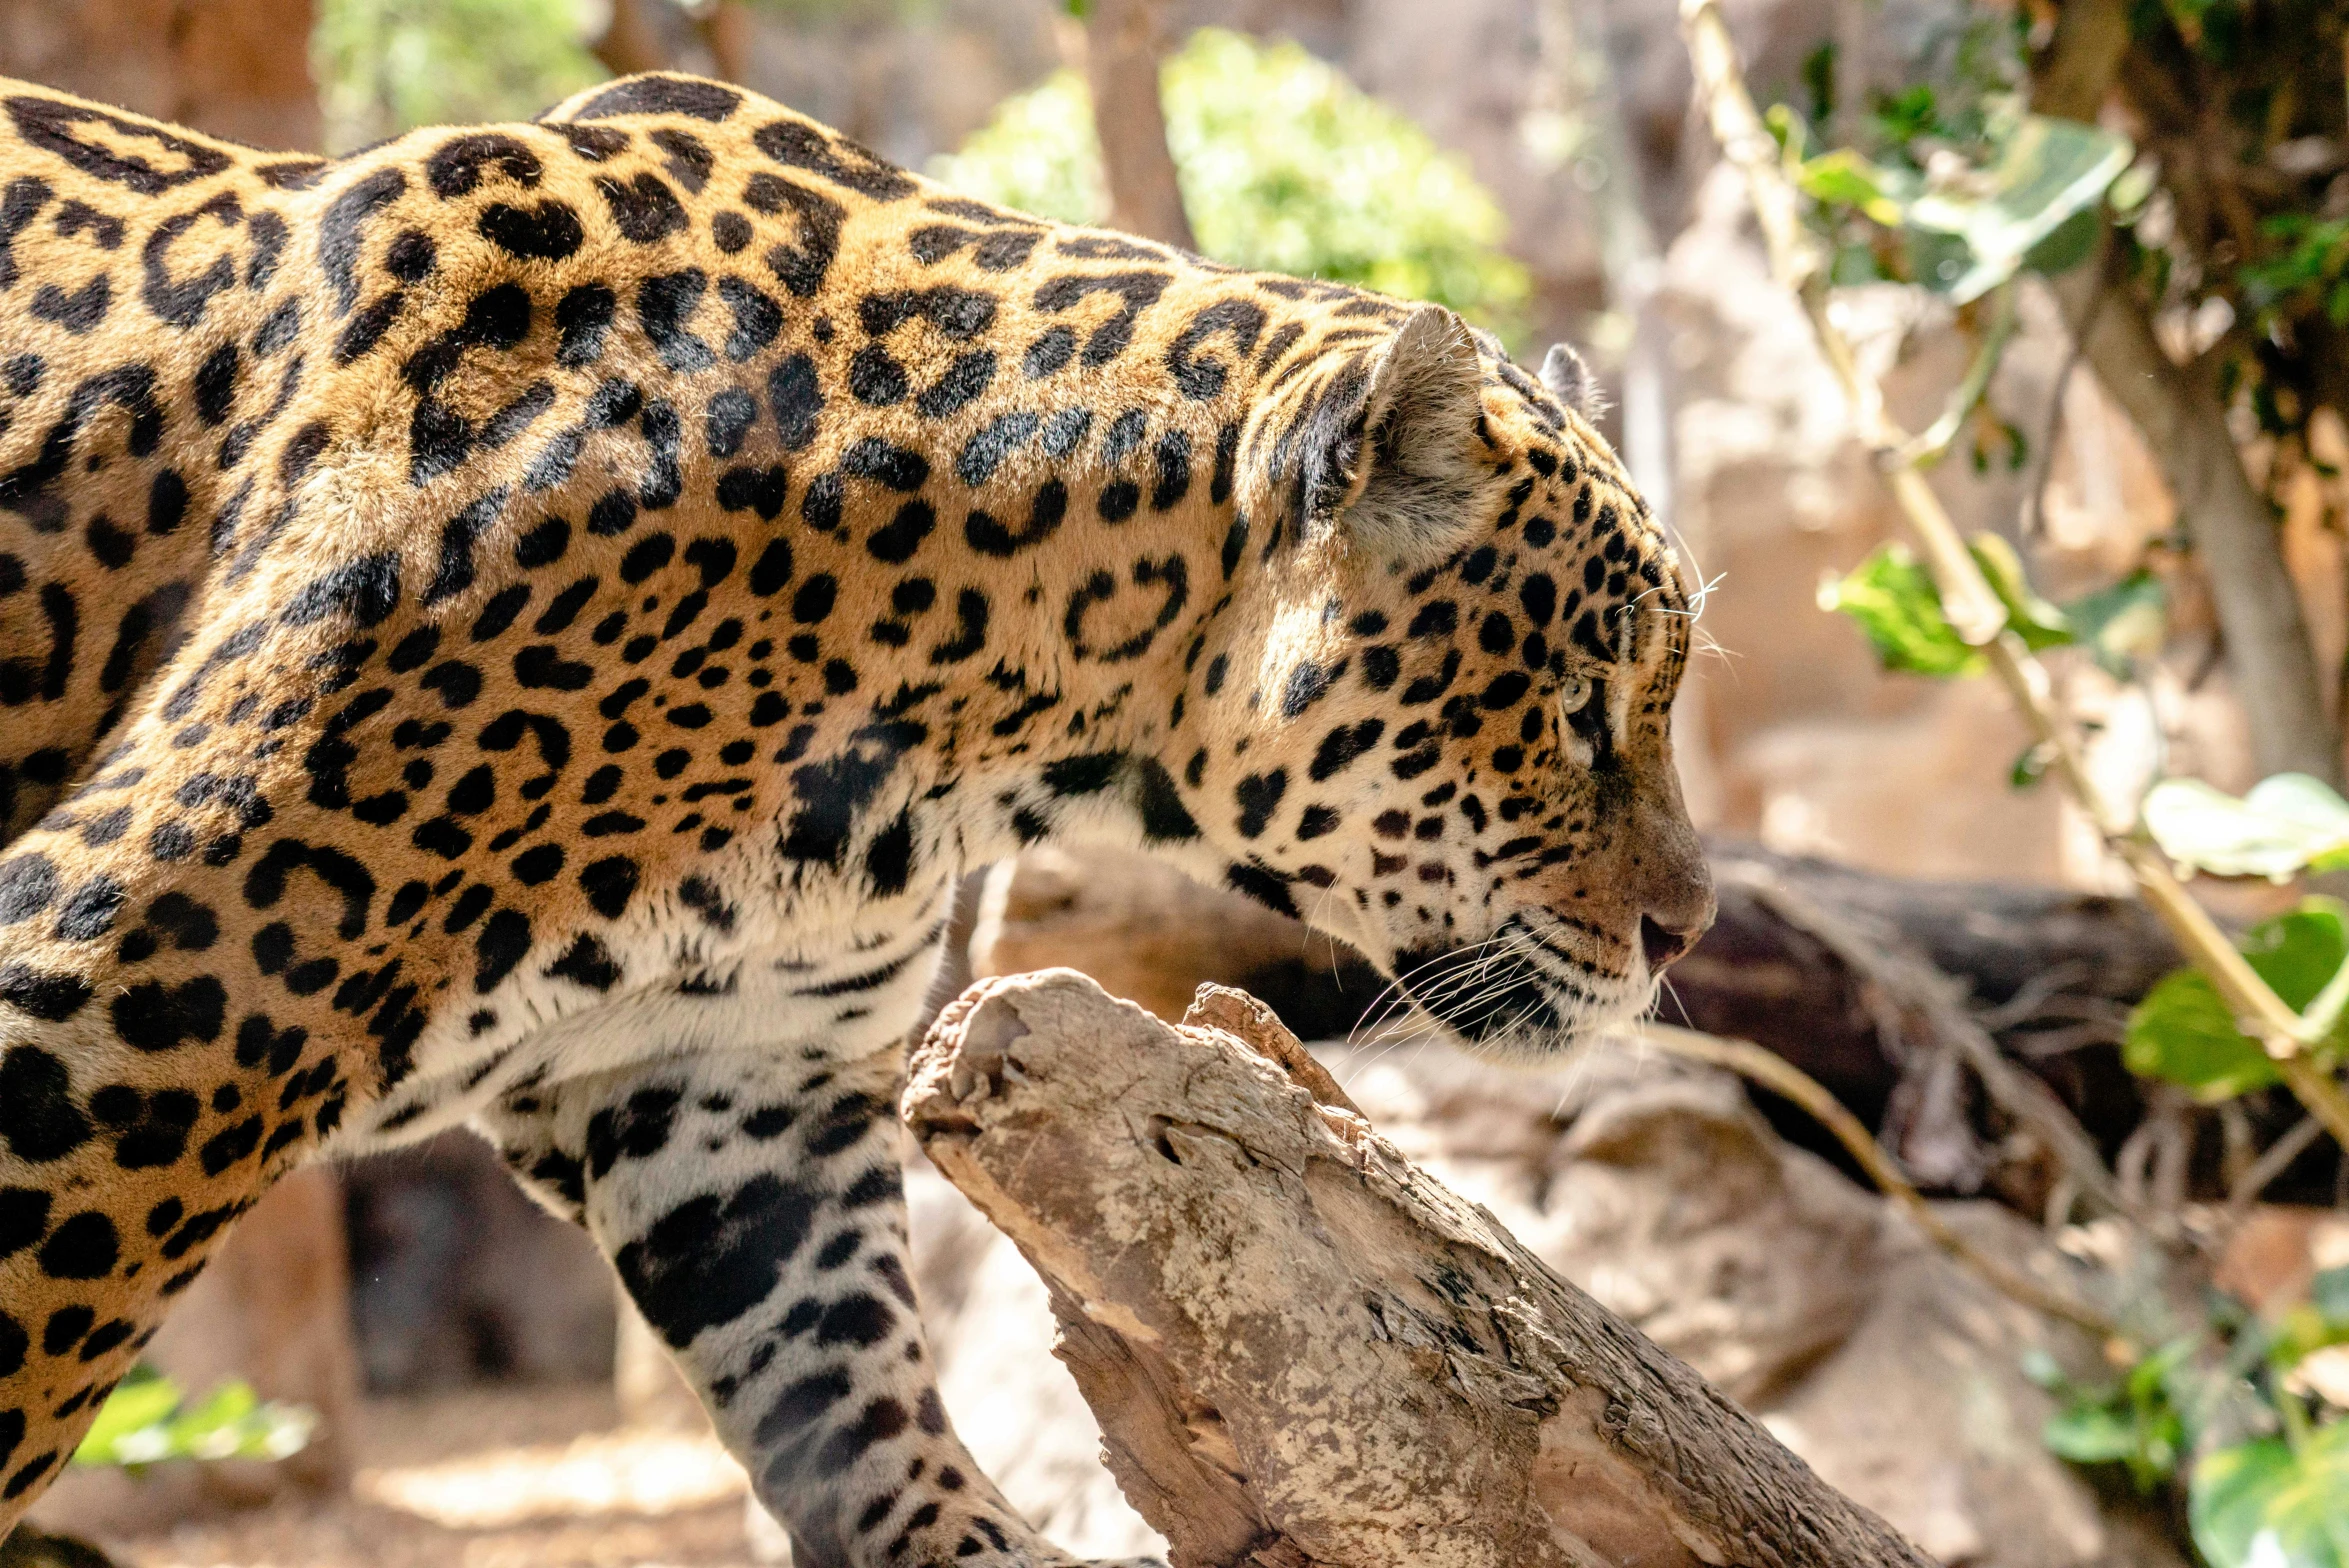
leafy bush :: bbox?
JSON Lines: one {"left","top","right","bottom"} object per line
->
{"left": 929, "top": 28, "right": 1528, "bottom": 328}
{"left": 314, "top": 0, "right": 606, "bottom": 152}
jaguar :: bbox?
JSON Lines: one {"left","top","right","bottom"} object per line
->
{"left": 0, "top": 70, "right": 1713, "bottom": 1561}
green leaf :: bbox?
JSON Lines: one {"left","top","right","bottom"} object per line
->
{"left": 1904, "top": 226, "right": 1978, "bottom": 293}
{"left": 2063, "top": 570, "right": 2166, "bottom": 677}
{"left": 1904, "top": 115, "right": 2134, "bottom": 302}
{"left": 2044, "top": 1402, "right": 2143, "bottom": 1463}
{"left": 1792, "top": 148, "right": 1912, "bottom": 226}
{"left": 2123, "top": 969, "right": 2278, "bottom": 1099}
{"left": 2023, "top": 205, "right": 2103, "bottom": 277}
{"left": 1819, "top": 537, "right": 2084, "bottom": 676}
{"left": 2144, "top": 774, "right": 2349, "bottom": 881}
{"left": 2191, "top": 1424, "right": 2349, "bottom": 1568}
{"left": 72, "top": 1368, "right": 313, "bottom": 1469}
{"left": 1817, "top": 545, "right": 1979, "bottom": 676}
{"left": 73, "top": 1369, "right": 182, "bottom": 1465}
{"left": 2124, "top": 898, "right": 2349, "bottom": 1100}
{"left": 1969, "top": 533, "right": 2073, "bottom": 651}
{"left": 1829, "top": 241, "right": 1885, "bottom": 285}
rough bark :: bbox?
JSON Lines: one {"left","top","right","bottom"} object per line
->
{"left": 903, "top": 971, "right": 1933, "bottom": 1568}
{"left": 1083, "top": 0, "right": 1197, "bottom": 251}
{"left": 2027, "top": 0, "right": 2341, "bottom": 785}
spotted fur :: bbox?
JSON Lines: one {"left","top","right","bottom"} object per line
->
{"left": 0, "top": 72, "right": 1711, "bottom": 1554}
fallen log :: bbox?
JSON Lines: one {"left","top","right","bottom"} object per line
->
{"left": 903, "top": 970, "right": 1933, "bottom": 1568}
{"left": 974, "top": 842, "right": 2346, "bottom": 1206}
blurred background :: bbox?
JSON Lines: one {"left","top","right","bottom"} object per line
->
{"left": 8, "top": 1, "right": 2349, "bottom": 1565}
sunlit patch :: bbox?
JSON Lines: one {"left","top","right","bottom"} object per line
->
{"left": 353, "top": 1428, "right": 748, "bottom": 1527}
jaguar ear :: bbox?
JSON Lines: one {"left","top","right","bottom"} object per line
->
{"left": 1540, "top": 342, "right": 1600, "bottom": 419}
{"left": 1337, "top": 304, "right": 1488, "bottom": 563}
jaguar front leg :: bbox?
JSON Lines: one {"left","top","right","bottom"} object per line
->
{"left": 480, "top": 1042, "right": 1123, "bottom": 1568}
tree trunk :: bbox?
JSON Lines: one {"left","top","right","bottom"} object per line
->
{"left": 0, "top": 0, "right": 320, "bottom": 151}
{"left": 2028, "top": 0, "right": 2343, "bottom": 786}
{"left": 1083, "top": 0, "right": 1197, "bottom": 250}
{"left": 694, "top": 1, "right": 754, "bottom": 86}
{"left": 905, "top": 972, "right": 1934, "bottom": 1568}
{"left": 592, "top": 0, "right": 671, "bottom": 79}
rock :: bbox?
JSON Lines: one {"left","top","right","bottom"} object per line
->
{"left": 27, "top": 1168, "right": 360, "bottom": 1536}
{"left": 0, "top": 0, "right": 322, "bottom": 151}
{"left": 1764, "top": 1204, "right": 2189, "bottom": 1568}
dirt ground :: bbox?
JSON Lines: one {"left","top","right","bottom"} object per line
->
{"left": 84, "top": 1386, "right": 766, "bottom": 1568}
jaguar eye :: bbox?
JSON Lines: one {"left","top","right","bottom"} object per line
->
{"left": 1559, "top": 674, "right": 1593, "bottom": 715}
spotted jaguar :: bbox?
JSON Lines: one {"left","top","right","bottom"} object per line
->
{"left": 0, "top": 70, "right": 1712, "bottom": 1560}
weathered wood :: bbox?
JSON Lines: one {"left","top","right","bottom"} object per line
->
{"left": 904, "top": 970, "right": 1932, "bottom": 1568}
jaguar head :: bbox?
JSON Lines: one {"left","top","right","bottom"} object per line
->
{"left": 1205, "top": 304, "right": 1714, "bottom": 1058}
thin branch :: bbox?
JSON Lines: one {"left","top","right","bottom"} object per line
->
{"left": 1636, "top": 1022, "right": 2119, "bottom": 1335}
{"left": 2225, "top": 1114, "right": 2326, "bottom": 1212}
{"left": 1715, "top": 860, "right": 2138, "bottom": 1224}
{"left": 2023, "top": 275, "right": 2105, "bottom": 542}
{"left": 1895, "top": 280, "right": 2021, "bottom": 469}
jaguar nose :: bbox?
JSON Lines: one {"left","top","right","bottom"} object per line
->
{"left": 1640, "top": 913, "right": 1700, "bottom": 974}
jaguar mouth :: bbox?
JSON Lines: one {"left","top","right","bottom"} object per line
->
{"left": 1390, "top": 916, "right": 1636, "bottom": 1055}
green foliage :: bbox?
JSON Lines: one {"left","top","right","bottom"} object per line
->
{"left": 2143, "top": 774, "right": 2349, "bottom": 883}
{"left": 2034, "top": 1287, "right": 2349, "bottom": 1566}
{"left": 1816, "top": 543, "right": 1982, "bottom": 675}
{"left": 2034, "top": 1338, "right": 2196, "bottom": 1492}
{"left": 2062, "top": 570, "right": 2167, "bottom": 678}
{"left": 2095, "top": 0, "right": 2349, "bottom": 443}
{"left": 73, "top": 1365, "right": 314, "bottom": 1469}
{"left": 2240, "top": 216, "right": 2349, "bottom": 331}
{"left": 929, "top": 29, "right": 1528, "bottom": 328}
{"left": 2121, "top": 899, "right": 2349, "bottom": 1101}
{"left": 1769, "top": 101, "right": 2130, "bottom": 303}
{"left": 1815, "top": 534, "right": 2087, "bottom": 677}
{"left": 313, "top": 0, "right": 606, "bottom": 153}
{"left": 2191, "top": 1423, "right": 2349, "bottom": 1568}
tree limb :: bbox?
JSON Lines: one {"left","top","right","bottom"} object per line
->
{"left": 591, "top": 0, "right": 669, "bottom": 78}
{"left": 1083, "top": 0, "right": 1197, "bottom": 250}
{"left": 904, "top": 971, "right": 1933, "bottom": 1568}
